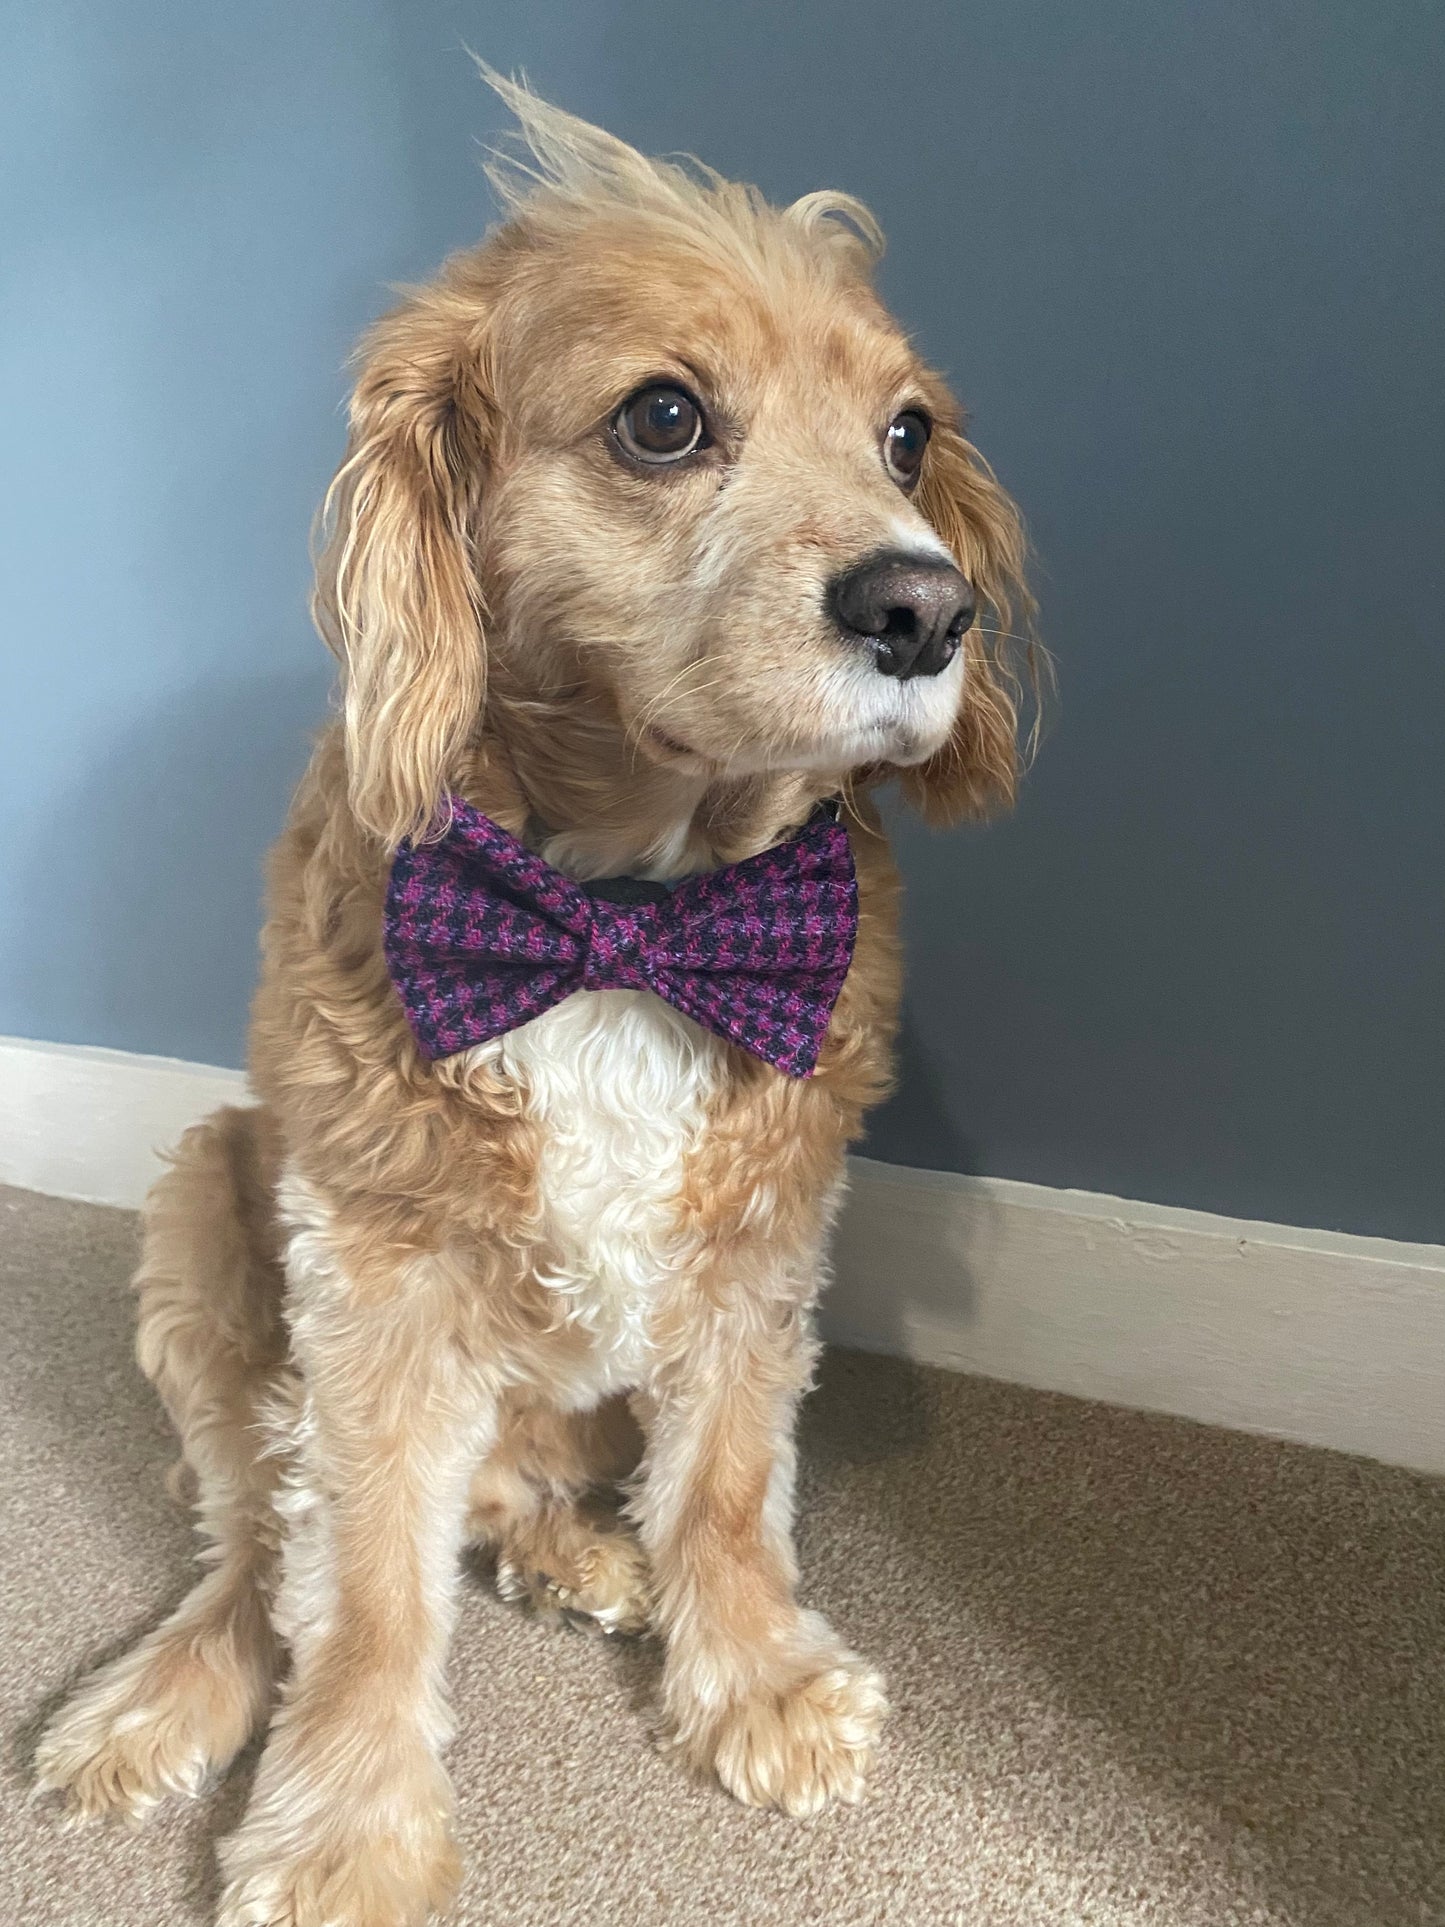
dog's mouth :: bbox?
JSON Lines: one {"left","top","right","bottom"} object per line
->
{"left": 625, "top": 628, "right": 965, "bottom": 777}
{"left": 644, "top": 725, "right": 696, "bottom": 758}
{"left": 638, "top": 716, "right": 944, "bottom": 777}
{"left": 630, "top": 653, "right": 960, "bottom": 775}
{"left": 636, "top": 724, "right": 709, "bottom": 768}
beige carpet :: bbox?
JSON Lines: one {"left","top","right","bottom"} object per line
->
{"left": 2, "top": 1183, "right": 1441, "bottom": 1927}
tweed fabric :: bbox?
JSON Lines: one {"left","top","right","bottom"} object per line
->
{"left": 383, "top": 798, "right": 859, "bottom": 1077}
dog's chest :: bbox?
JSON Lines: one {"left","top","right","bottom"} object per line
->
{"left": 490, "top": 990, "right": 720, "bottom": 1398}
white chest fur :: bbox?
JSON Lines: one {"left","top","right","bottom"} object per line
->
{"left": 487, "top": 989, "right": 721, "bottom": 1402}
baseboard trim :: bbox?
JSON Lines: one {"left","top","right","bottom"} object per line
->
{"left": 831, "top": 1158, "right": 1445, "bottom": 1473}
{"left": 0, "top": 1036, "right": 248, "bottom": 1211}
{"left": 3, "top": 1034, "right": 1442, "bottom": 1474}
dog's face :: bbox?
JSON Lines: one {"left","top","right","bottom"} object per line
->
{"left": 484, "top": 224, "right": 978, "bottom": 780}
{"left": 316, "top": 84, "right": 1030, "bottom": 848}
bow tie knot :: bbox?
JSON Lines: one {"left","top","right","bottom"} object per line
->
{"left": 580, "top": 903, "right": 659, "bottom": 995}
{"left": 383, "top": 798, "right": 859, "bottom": 1078}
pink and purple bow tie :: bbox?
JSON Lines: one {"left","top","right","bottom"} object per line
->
{"left": 383, "top": 797, "right": 859, "bottom": 1078}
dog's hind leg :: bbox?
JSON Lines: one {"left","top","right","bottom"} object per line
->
{"left": 468, "top": 1395, "right": 653, "bottom": 1634}
{"left": 36, "top": 1105, "right": 289, "bottom": 1821}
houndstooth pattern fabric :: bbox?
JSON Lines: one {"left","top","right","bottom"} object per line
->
{"left": 383, "top": 797, "right": 859, "bottom": 1078}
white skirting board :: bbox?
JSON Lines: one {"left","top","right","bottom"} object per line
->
{"left": 2, "top": 1033, "right": 1442, "bottom": 1475}
{"left": 0, "top": 1037, "right": 249, "bottom": 1211}
{"left": 829, "top": 1160, "right": 1444, "bottom": 1476}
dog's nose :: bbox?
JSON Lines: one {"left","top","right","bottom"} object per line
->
{"left": 827, "top": 550, "right": 976, "bottom": 680}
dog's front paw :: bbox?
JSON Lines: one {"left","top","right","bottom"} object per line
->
{"left": 218, "top": 1733, "right": 459, "bottom": 1927}
{"left": 218, "top": 1819, "right": 459, "bottom": 1927}
{"left": 35, "top": 1614, "right": 268, "bottom": 1823}
{"left": 669, "top": 1650, "right": 888, "bottom": 1817}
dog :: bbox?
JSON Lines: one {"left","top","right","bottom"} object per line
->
{"left": 37, "top": 72, "right": 1031, "bottom": 1927}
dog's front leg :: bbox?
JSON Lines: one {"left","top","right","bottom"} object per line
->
{"left": 217, "top": 1208, "right": 492, "bottom": 1927}
{"left": 636, "top": 1286, "right": 887, "bottom": 1816}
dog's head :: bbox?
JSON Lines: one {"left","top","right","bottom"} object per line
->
{"left": 315, "top": 72, "right": 1033, "bottom": 851}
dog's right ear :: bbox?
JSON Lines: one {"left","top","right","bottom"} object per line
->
{"left": 312, "top": 291, "right": 494, "bottom": 850}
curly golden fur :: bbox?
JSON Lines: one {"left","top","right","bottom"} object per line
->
{"left": 37, "top": 71, "right": 1033, "bottom": 1927}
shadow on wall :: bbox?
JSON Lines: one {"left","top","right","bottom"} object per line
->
{"left": 825, "top": 1003, "right": 998, "bottom": 1363}
{"left": 13, "top": 668, "right": 332, "bottom": 1070}
{"left": 861, "top": 1001, "right": 983, "bottom": 1177}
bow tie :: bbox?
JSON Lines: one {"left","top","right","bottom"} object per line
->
{"left": 383, "top": 797, "right": 858, "bottom": 1078}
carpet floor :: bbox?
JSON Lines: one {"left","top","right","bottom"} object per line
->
{"left": 2, "top": 1182, "right": 1441, "bottom": 1926}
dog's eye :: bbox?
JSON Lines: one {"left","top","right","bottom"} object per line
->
{"left": 884, "top": 410, "right": 931, "bottom": 487}
{"left": 613, "top": 384, "right": 706, "bottom": 465}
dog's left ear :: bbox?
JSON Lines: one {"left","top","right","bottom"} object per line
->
{"left": 897, "top": 422, "right": 1035, "bottom": 826}
{"left": 312, "top": 289, "right": 495, "bottom": 850}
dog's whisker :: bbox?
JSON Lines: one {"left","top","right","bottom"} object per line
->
{"left": 626, "top": 658, "right": 735, "bottom": 751}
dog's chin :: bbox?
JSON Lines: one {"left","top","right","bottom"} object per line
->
{"left": 638, "top": 717, "right": 952, "bottom": 780}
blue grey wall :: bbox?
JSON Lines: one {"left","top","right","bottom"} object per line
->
{"left": 4, "top": 2, "right": 1441, "bottom": 1241}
